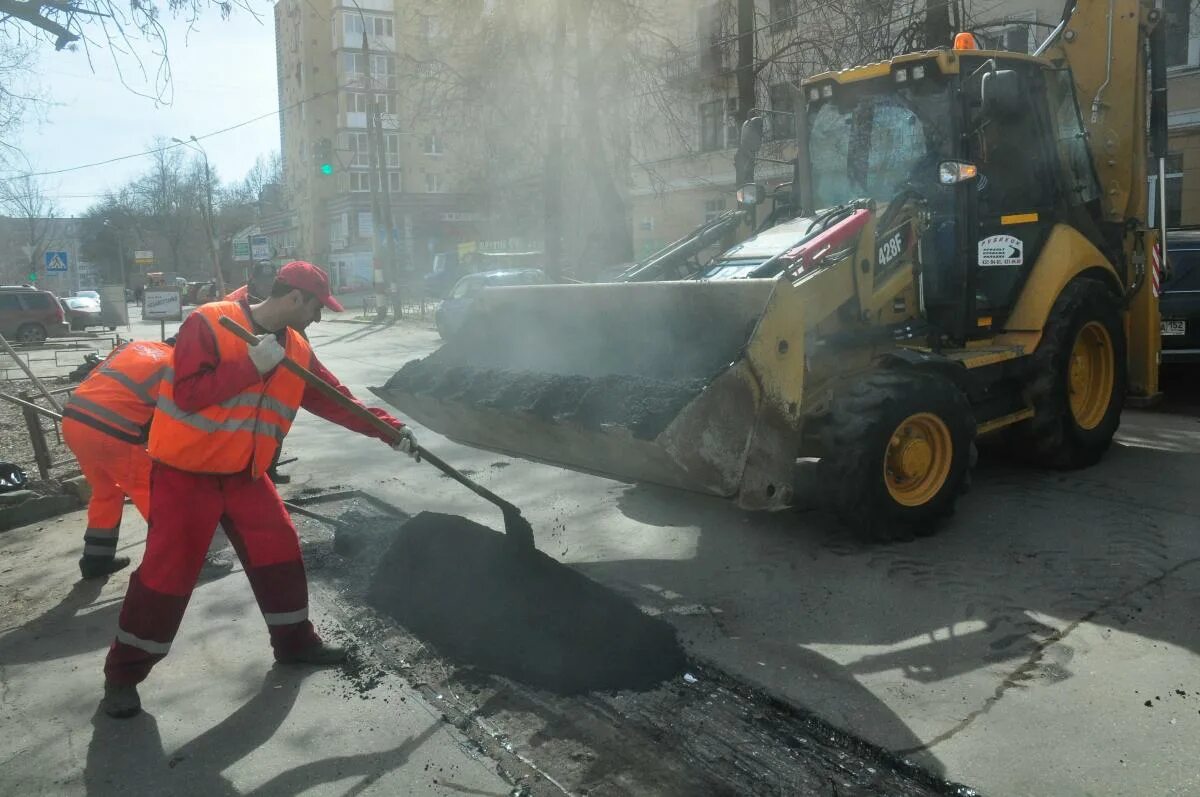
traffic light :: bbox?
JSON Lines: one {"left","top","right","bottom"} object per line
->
{"left": 316, "top": 138, "right": 334, "bottom": 175}
{"left": 27, "top": 271, "right": 36, "bottom": 283}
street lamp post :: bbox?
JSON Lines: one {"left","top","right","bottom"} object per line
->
{"left": 172, "top": 135, "right": 226, "bottom": 295}
{"left": 102, "top": 219, "right": 131, "bottom": 330}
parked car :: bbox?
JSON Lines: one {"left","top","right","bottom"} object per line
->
{"left": 60, "top": 296, "right": 103, "bottom": 331}
{"left": 75, "top": 290, "right": 101, "bottom": 301}
{"left": 1162, "top": 230, "right": 1200, "bottom": 363}
{"left": 0, "top": 285, "right": 70, "bottom": 343}
{"left": 435, "top": 269, "right": 547, "bottom": 339}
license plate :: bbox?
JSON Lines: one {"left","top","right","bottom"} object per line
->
{"left": 1162, "top": 319, "right": 1187, "bottom": 336}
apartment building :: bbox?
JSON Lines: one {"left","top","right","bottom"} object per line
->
{"left": 273, "top": 0, "right": 480, "bottom": 292}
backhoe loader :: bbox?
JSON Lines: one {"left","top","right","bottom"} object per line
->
{"left": 375, "top": 0, "right": 1167, "bottom": 540}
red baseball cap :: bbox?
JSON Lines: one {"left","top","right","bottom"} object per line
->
{"left": 276, "top": 261, "right": 344, "bottom": 312}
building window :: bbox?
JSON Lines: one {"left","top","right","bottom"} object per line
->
{"left": 1150, "top": 153, "right": 1184, "bottom": 227}
{"left": 388, "top": 171, "right": 402, "bottom": 192}
{"left": 424, "top": 133, "right": 443, "bottom": 155}
{"left": 349, "top": 171, "right": 372, "bottom": 192}
{"left": 420, "top": 15, "right": 441, "bottom": 42}
{"left": 342, "top": 52, "right": 366, "bottom": 77}
{"left": 342, "top": 132, "right": 370, "bottom": 167}
{"left": 385, "top": 133, "right": 400, "bottom": 168}
{"left": 426, "top": 173, "right": 444, "bottom": 193}
{"left": 344, "top": 13, "right": 392, "bottom": 37}
{"left": 375, "top": 93, "right": 396, "bottom": 114}
{"left": 768, "top": 82, "right": 793, "bottom": 141}
{"left": 1166, "top": 0, "right": 1200, "bottom": 67}
{"left": 699, "top": 98, "right": 739, "bottom": 152}
{"left": 697, "top": 2, "right": 729, "bottom": 75}
{"left": 346, "top": 92, "right": 368, "bottom": 114}
{"left": 770, "top": 0, "right": 796, "bottom": 31}
{"left": 704, "top": 197, "right": 726, "bottom": 222}
{"left": 370, "top": 55, "right": 396, "bottom": 88}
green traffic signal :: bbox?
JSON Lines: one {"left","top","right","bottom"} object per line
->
{"left": 320, "top": 163, "right": 334, "bottom": 175}
{"left": 27, "top": 271, "right": 36, "bottom": 282}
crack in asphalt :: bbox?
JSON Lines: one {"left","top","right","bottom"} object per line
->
{"left": 898, "top": 555, "right": 1200, "bottom": 755}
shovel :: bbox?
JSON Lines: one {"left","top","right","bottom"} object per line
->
{"left": 218, "top": 316, "right": 536, "bottom": 550}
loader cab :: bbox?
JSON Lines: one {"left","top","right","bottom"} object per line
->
{"left": 802, "top": 52, "right": 1102, "bottom": 344}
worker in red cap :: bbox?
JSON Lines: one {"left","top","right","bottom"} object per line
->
{"left": 102, "top": 261, "right": 418, "bottom": 719}
{"left": 224, "top": 260, "right": 292, "bottom": 482}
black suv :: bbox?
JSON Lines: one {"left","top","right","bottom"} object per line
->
{"left": 1162, "top": 231, "right": 1200, "bottom": 363}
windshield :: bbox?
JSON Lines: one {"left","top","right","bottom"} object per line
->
{"left": 807, "top": 82, "right": 953, "bottom": 209}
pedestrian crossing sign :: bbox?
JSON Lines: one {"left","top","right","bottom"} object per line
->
{"left": 44, "top": 251, "right": 69, "bottom": 273}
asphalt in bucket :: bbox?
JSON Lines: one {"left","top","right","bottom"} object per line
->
{"left": 366, "top": 511, "right": 687, "bottom": 695}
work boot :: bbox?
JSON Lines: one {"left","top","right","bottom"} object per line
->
{"left": 102, "top": 682, "right": 141, "bottom": 719}
{"left": 276, "top": 642, "right": 350, "bottom": 666}
{"left": 79, "top": 555, "right": 131, "bottom": 580}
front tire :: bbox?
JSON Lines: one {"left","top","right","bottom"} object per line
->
{"left": 1018, "top": 278, "right": 1125, "bottom": 469}
{"left": 818, "top": 371, "right": 975, "bottom": 542}
{"left": 16, "top": 323, "right": 46, "bottom": 344}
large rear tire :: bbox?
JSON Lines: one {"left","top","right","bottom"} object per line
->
{"left": 1017, "top": 278, "right": 1125, "bottom": 469}
{"left": 818, "top": 371, "right": 975, "bottom": 542}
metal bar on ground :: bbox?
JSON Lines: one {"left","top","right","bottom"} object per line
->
{"left": 0, "top": 391, "right": 64, "bottom": 421}
{"left": 0, "top": 332, "right": 64, "bottom": 412}
{"left": 19, "top": 392, "right": 53, "bottom": 480}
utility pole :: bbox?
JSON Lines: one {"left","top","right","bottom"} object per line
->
{"left": 543, "top": 0, "right": 566, "bottom": 280}
{"left": 361, "top": 27, "right": 389, "bottom": 319}
{"left": 173, "top": 135, "right": 226, "bottom": 295}
{"left": 923, "top": 0, "right": 952, "bottom": 49}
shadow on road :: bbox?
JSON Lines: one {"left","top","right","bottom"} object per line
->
{"left": 83, "top": 666, "right": 440, "bottom": 795}
{"left": 598, "top": 424, "right": 1200, "bottom": 759}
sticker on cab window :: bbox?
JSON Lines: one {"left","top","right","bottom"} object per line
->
{"left": 978, "top": 234, "right": 1023, "bottom": 267}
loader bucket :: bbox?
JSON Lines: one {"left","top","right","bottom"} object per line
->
{"left": 372, "top": 279, "right": 805, "bottom": 508}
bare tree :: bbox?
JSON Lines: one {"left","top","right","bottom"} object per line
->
{"left": 0, "top": 33, "right": 43, "bottom": 165}
{"left": 0, "top": 0, "right": 257, "bottom": 103}
{"left": 131, "top": 139, "right": 203, "bottom": 274}
{"left": 0, "top": 169, "right": 58, "bottom": 282}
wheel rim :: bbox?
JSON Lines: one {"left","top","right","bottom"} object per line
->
{"left": 883, "top": 412, "right": 953, "bottom": 507}
{"left": 1068, "top": 321, "right": 1114, "bottom": 431}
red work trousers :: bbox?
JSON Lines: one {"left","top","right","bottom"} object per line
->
{"left": 62, "top": 418, "right": 151, "bottom": 564}
{"left": 104, "top": 461, "right": 320, "bottom": 685}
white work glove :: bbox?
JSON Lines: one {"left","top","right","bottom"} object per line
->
{"left": 392, "top": 427, "right": 420, "bottom": 460}
{"left": 248, "top": 333, "right": 286, "bottom": 374}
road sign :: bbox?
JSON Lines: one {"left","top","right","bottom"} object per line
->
{"left": 134, "top": 250, "right": 155, "bottom": 265}
{"left": 143, "top": 289, "right": 182, "bottom": 321}
{"left": 250, "top": 235, "right": 271, "bottom": 261}
{"left": 233, "top": 239, "right": 251, "bottom": 262}
{"left": 44, "top": 251, "right": 68, "bottom": 273}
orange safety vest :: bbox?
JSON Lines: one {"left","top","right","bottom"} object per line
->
{"left": 148, "top": 301, "right": 311, "bottom": 478}
{"left": 63, "top": 340, "right": 172, "bottom": 444}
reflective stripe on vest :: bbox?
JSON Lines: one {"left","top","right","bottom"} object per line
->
{"left": 64, "top": 340, "right": 171, "bottom": 434}
{"left": 147, "top": 302, "right": 311, "bottom": 477}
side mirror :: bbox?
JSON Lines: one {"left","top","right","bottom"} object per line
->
{"left": 981, "top": 69, "right": 1022, "bottom": 117}
{"left": 738, "top": 116, "right": 764, "bottom": 158}
{"left": 736, "top": 183, "right": 766, "bottom": 207}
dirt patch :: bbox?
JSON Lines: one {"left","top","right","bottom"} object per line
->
{"left": 366, "top": 512, "right": 687, "bottom": 694}
{"left": 0, "top": 378, "right": 76, "bottom": 494}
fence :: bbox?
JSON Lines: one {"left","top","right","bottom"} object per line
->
{"left": 0, "top": 333, "right": 121, "bottom": 382}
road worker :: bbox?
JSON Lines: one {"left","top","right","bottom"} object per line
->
{"left": 62, "top": 340, "right": 172, "bottom": 579}
{"left": 102, "top": 261, "right": 417, "bottom": 719}
{"left": 224, "top": 260, "right": 278, "bottom": 304}
{"left": 225, "top": 260, "right": 291, "bottom": 483}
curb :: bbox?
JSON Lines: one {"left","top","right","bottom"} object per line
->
{"left": 0, "top": 493, "right": 82, "bottom": 532}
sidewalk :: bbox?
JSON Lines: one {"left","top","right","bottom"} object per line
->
{"left": 0, "top": 504, "right": 509, "bottom": 796}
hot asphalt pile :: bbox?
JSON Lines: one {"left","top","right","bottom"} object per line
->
{"left": 366, "top": 512, "right": 687, "bottom": 694}
{"left": 385, "top": 294, "right": 753, "bottom": 440}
